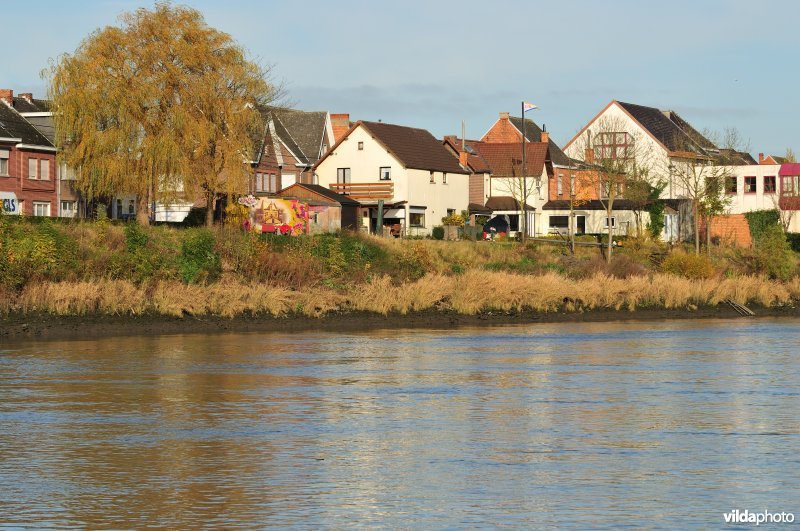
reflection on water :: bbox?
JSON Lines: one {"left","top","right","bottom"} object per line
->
{"left": 1, "top": 319, "right": 799, "bottom": 527}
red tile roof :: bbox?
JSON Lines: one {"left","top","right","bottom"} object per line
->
{"left": 473, "top": 142, "right": 548, "bottom": 177}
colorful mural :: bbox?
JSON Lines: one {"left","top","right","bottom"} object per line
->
{"left": 238, "top": 195, "right": 309, "bottom": 236}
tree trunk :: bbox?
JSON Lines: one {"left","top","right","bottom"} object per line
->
{"left": 136, "top": 195, "right": 150, "bottom": 226}
{"left": 694, "top": 201, "right": 700, "bottom": 255}
{"left": 606, "top": 204, "right": 613, "bottom": 263}
{"left": 205, "top": 192, "right": 216, "bottom": 227}
{"left": 706, "top": 214, "right": 712, "bottom": 253}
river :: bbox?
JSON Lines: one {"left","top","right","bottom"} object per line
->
{"left": 1, "top": 318, "right": 798, "bottom": 528}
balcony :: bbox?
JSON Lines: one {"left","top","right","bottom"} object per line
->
{"left": 329, "top": 182, "right": 393, "bottom": 201}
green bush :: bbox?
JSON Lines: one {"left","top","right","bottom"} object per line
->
{"left": 753, "top": 225, "right": 795, "bottom": 280}
{"left": 431, "top": 226, "right": 445, "bottom": 240}
{"left": 785, "top": 232, "right": 800, "bottom": 253}
{"left": 744, "top": 210, "right": 780, "bottom": 244}
{"left": 179, "top": 229, "right": 221, "bottom": 284}
{"left": 661, "top": 251, "right": 716, "bottom": 279}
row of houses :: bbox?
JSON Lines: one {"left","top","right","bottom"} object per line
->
{"left": 2, "top": 86, "right": 799, "bottom": 244}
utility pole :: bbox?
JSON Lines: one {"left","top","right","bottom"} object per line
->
{"left": 521, "top": 101, "right": 527, "bottom": 244}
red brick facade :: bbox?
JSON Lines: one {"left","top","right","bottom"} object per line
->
{"left": 481, "top": 112, "right": 523, "bottom": 143}
{"left": 705, "top": 214, "right": 752, "bottom": 247}
{"left": 0, "top": 142, "right": 57, "bottom": 216}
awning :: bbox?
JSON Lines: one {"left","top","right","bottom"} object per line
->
{"left": 383, "top": 208, "right": 405, "bottom": 218}
{"left": 409, "top": 206, "right": 426, "bottom": 214}
{"left": 779, "top": 163, "right": 800, "bottom": 176}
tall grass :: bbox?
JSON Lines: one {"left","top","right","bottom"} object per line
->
{"left": 3, "top": 271, "right": 794, "bottom": 318}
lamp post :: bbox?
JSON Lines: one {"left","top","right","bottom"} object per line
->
{"left": 521, "top": 101, "right": 527, "bottom": 243}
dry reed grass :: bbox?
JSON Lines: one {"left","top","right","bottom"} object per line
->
{"left": 4, "top": 272, "right": 798, "bottom": 318}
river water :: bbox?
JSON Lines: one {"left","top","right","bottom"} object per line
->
{"left": 1, "top": 318, "right": 798, "bottom": 528}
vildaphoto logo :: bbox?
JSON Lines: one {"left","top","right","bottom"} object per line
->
{"left": 724, "top": 509, "right": 795, "bottom": 525}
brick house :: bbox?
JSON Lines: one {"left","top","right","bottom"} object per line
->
{"left": 251, "top": 107, "right": 335, "bottom": 196}
{"left": 0, "top": 89, "right": 58, "bottom": 217}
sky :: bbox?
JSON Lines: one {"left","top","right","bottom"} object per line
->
{"left": 3, "top": 0, "right": 799, "bottom": 156}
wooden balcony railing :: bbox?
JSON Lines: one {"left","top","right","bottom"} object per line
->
{"left": 329, "top": 182, "right": 394, "bottom": 201}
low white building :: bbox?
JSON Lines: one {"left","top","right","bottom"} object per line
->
{"left": 313, "top": 121, "right": 469, "bottom": 236}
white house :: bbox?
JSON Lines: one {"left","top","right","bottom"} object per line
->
{"left": 563, "top": 100, "right": 764, "bottom": 243}
{"left": 313, "top": 121, "right": 470, "bottom": 236}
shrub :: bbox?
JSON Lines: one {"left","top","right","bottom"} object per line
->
{"left": 179, "top": 229, "right": 221, "bottom": 284}
{"left": 786, "top": 232, "right": 800, "bottom": 253}
{"left": 661, "top": 251, "right": 716, "bottom": 279}
{"left": 753, "top": 225, "right": 795, "bottom": 281}
{"left": 744, "top": 210, "right": 780, "bottom": 244}
{"left": 431, "top": 226, "right": 445, "bottom": 240}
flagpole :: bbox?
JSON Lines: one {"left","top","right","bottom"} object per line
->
{"left": 521, "top": 101, "right": 527, "bottom": 243}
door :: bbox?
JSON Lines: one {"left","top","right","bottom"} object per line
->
{"left": 576, "top": 215, "right": 586, "bottom": 234}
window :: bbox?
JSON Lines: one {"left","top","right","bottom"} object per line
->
{"left": 764, "top": 175, "right": 776, "bottom": 194}
{"left": 594, "top": 132, "right": 633, "bottom": 161}
{"left": 744, "top": 175, "right": 756, "bottom": 193}
{"left": 357, "top": 141, "right": 364, "bottom": 150}
{"left": 40, "top": 159, "right": 50, "bottom": 180}
{"left": 557, "top": 173, "right": 563, "bottom": 196}
{"left": 0, "top": 149, "right": 8, "bottom": 176}
{"left": 60, "top": 200, "right": 76, "bottom": 217}
{"left": 409, "top": 212, "right": 425, "bottom": 227}
{"left": 128, "top": 200, "right": 135, "bottom": 215}
{"left": 269, "top": 174, "right": 277, "bottom": 192}
{"left": 379, "top": 167, "right": 391, "bottom": 180}
{"left": 60, "top": 163, "right": 76, "bottom": 180}
{"left": 604, "top": 217, "right": 616, "bottom": 228}
{"left": 443, "top": 173, "right": 447, "bottom": 184}
{"left": 782, "top": 175, "right": 800, "bottom": 197}
{"left": 447, "top": 208, "right": 456, "bottom": 217}
{"left": 28, "top": 158, "right": 37, "bottom": 179}
{"left": 33, "top": 201, "right": 50, "bottom": 217}
{"left": 725, "top": 176, "right": 738, "bottom": 194}
{"left": 255, "top": 172, "right": 263, "bottom": 192}
{"left": 116, "top": 198, "right": 123, "bottom": 217}
{"left": 549, "top": 215, "right": 569, "bottom": 229}
{"left": 429, "top": 171, "right": 435, "bottom": 184}
{"left": 336, "top": 168, "right": 351, "bottom": 184}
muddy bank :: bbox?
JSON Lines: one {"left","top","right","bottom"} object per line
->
{"left": 2, "top": 303, "right": 800, "bottom": 342}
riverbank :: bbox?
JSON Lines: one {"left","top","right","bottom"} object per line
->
{"left": 4, "top": 303, "right": 800, "bottom": 341}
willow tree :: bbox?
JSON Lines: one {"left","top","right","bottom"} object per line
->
{"left": 46, "top": 3, "right": 273, "bottom": 225}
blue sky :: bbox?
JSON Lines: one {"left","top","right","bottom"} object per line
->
{"left": 3, "top": 0, "right": 798, "bottom": 156}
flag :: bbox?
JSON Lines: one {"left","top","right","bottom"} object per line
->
{"left": 523, "top": 102, "right": 538, "bottom": 113}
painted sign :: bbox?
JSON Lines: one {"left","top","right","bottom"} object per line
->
{"left": 0, "top": 192, "right": 20, "bottom": 215}
{"left": 239, "top": 195, "right": 309, "bottom": 235}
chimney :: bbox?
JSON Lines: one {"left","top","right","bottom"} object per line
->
{"left": 541, "top": 131, "right": 549, "bottom": 144}
{"left": 0, "top": 89, "right": 12, "bottom": 106}
{"left": 585, "top": 148, "right": 594, "bottom": 164}
{"left": 459, "top": 151, "right": 469, "bottom": 166}
{"left": 19, "top": 93, "right": 32, "bottom": 103}
{"left": 331, "top": 113, "right": 350, "bottom": 128}
{"left": 499, "top": 111, "right": 510, "bottom": 120}
{"left": 758, "top": 153, "right": 765, "bottom": 164}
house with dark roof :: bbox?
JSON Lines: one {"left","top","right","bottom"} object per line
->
{"left": 442, "top": 136, "right": 491, "bottom": 210}
{"left": 562, "top": 100, "right": 782, "bottom": 244}
{"left": 314, "top": 120, "right": 470, "bottom": 236}
{"left": 250, "top": 107, "right": 335, "bottom": 195}
{"left": 471, "top": 141, "right": 551, "bottom": 236}
{"left": 0, "top": 89, "right": 59, "bottom": 217}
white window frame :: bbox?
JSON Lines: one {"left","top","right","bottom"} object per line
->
{"left": 60, "top": 200, "right": 76, "bottom": 218}
{"left": 0, "top": 149, "right": 9, "bottom": 176}
{"left": 337, "top": 168, "right": 351, "bottom": 184}
{"left": 379, "top": 166, "right": 391, "bottom": 181}
{"left": 604, "top": 216, "right": 616, "bottom": 228}
{"left": 33, "top": 201, "right": 50, "bottom": 217}
{"left": 28, "top": 158, "right": 38, "bottom": 180}
{"left": 40, "top": 159, "right": 50, "bottom": 181}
